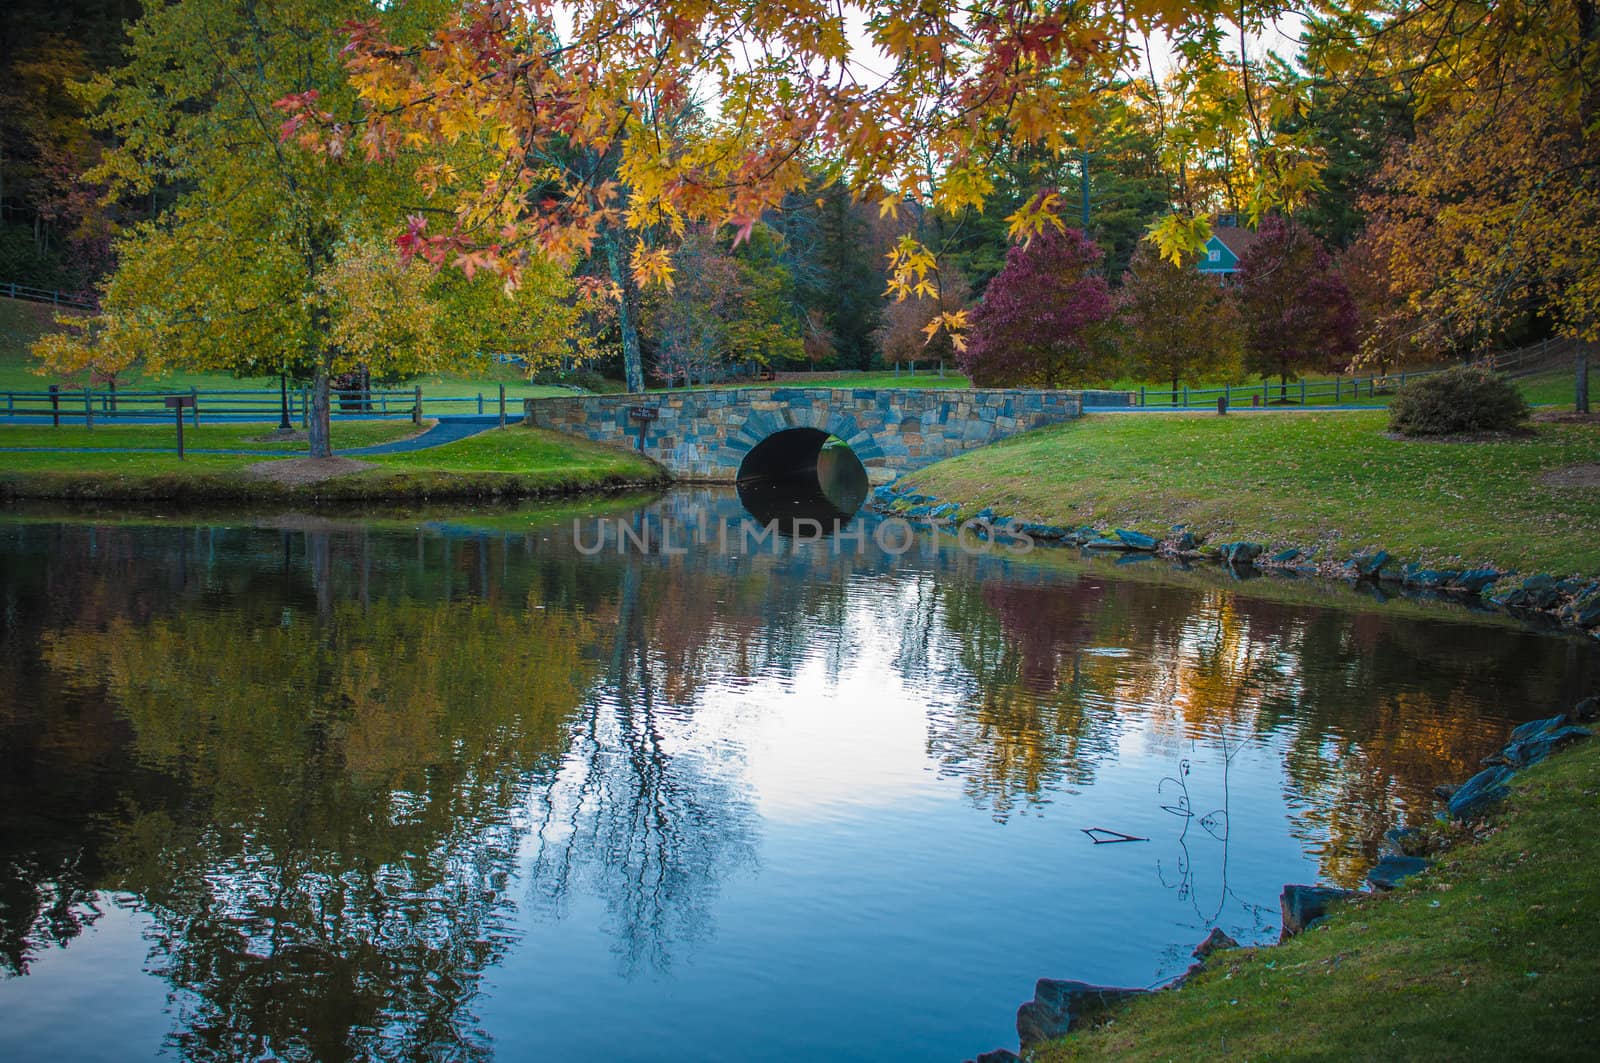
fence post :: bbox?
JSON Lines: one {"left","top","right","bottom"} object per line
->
{"left": 191, "top": 386, "right": 199, "bottom": 427}
{"left": 1400, "top": 371, "right": 1408, "bottom": 388}
{"left": 1300, "top": 380, "right": 1306, "bottom": 405}
{"left": 1263, "top": 380, "right": 1269, "bottom": 406}
{"left": 413, "top": 385, "right": 422, "bottom": 425}
{"left": 1139, "top": 385, "right": 1145, "bottom": 406}
{"left": 1224, "top": 383, "right": 1230, "bottom": 407}
{"left": 1182, "top": 384, "right": 1189, "bottom": 407}
{"left": 84, "top": 388, "right": 94, "bottom": 430}
{"left": 49, "top": 384, "right": 60, "bottom": 427}
{"left": 302, "top": 386, "right": 310, "bottom": 429}
{"left": 1335, "top": 377, "right": 1341, "bottom": 403}
{"left": 499, "top": 383, "right": 506, "bottom": 427}
{"left": 478, "top": 392, "right": 484, "bottom": 415}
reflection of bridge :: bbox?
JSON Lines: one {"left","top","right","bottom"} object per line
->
{"left": 525, "top": 387, "right": 1130, "bottom": 482}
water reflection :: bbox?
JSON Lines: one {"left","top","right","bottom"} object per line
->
{"left": 0, "top": 497, "right": 1594, "bottom": 1061}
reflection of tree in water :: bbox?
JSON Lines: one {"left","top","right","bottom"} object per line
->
{"left": 527, "top": 560, "right": 758, "bottom": 974}
{"left": 24, "top": 528, "right": 600, "bottom": 1061}
{"left": 1155, "top": 749, "right": 1274, "bottom": 938}
{"left": 920, "top": 579, "right": 1123, "bottom": 820}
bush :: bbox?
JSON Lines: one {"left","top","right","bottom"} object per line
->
{"left": 1388, "top": 367, "right": 1530, "bottom": 436}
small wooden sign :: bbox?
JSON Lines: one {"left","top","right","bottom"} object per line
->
{"left": 166, "top": 394, "right": 195, "bottom": 460}
{"left": 627, "top": 405, "right": 659, "bottom": 421}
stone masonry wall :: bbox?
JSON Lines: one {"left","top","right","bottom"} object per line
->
{"left": 524, "top": 387, "right": 1095, "bottom": 481}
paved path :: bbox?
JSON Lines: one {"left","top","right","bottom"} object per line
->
{"left": 0, "top": 415, "right": 504, "bottom": 457}
{"left": 339, "top": 415, "right": 501, "bottom": 454}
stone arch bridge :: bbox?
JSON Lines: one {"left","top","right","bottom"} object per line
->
{"left": 524, "top": 387, "right": 1131, "bottom": 482}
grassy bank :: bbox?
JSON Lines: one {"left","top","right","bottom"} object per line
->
{"left": 0, "top": 419, "right": 426, "bottom": 452}
{"left": 1038, "top": 734, "right": 1600, "bottom": 1060}
{"left": 897, "top": 411, "right": 1600, "bottom": 576}
{"left": 0, "top": 426, "right": 663, "bottom": 502}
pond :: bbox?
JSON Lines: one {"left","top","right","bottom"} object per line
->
{"left": 1, "top": 491, "right": 1594, "bottom": 1062}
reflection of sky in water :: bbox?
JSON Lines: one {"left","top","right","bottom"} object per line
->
{"left": 0, "top": 495, "right": 1594, "bottom": 1063}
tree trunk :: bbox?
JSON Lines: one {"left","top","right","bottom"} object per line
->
{"left": 1578, "top": 344, "right": 1591, "bottom": 414}
{"left": 603, "top": 231, "right": 646, "bottom": 394}
{"left": 1171, "top": 376, "right": 1180, "bottom": 404}
{"left": 308, "top": 364, "right": 332, "bottom": 458}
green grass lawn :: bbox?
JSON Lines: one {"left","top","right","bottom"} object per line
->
{"left": 898, "top": 410, "right": 1600, "bottom": 575}
{"left": 0, "top": 425, "right": 662, "bottom": 500}
{"left": 0, "top": 419, "right": 426, "bottom": 452}
{"left": 368, "top": 426, "right": 655, "bottom": 476}
{"left": 1038, "top": 735, "right": 1600, "bottom": 1061}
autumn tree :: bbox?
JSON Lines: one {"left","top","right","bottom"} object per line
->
{"left": 644, "top": 225, "right": 802, "bottom": 387}
{"left": 1361, "top": 51, "right": 1597, "bottom": 411}
{"left": 873, "top": 268, "right": 971, "bottom": 375}
{"left": 65, "top": 0, "right": 583, "bottom": 457}
{"left": 1338, "top": 230, "right": 1425, "bottom": 377}
{"left": 278, "top": 1, "right": 1359, "bottom": 371}
{"left": 0, "top": 1, "right": 132, "bottom": 290}
{"left": 1234, "top": 215, "right": 1357, "bottom": 398}
{"left": 1117, "top": 242, "right": 1240, "bottom": 401}
{"left": 959, "top": 225, "right": 1116, "bottom": 388}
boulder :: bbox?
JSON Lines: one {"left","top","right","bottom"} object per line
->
{"left": 1280, "top": 884, "right": 1361, "bottom": 940}
{"left": 1403, "top": 568, "right": 1459, "bottom": 589}
{"left": 1500, "top": 725, "right": 1591, "bottom": 769}
{"left": 1451, "top": 568, "right": 1504, "bottom": 594}
{"left": 1498, "top": 575, "right": 1561, "bottom": 610}
{"left": 1367, "top": 854, "right": 1430, "bottom": 891}
{"left": 1574, "top": 594, "right": 1600, "bottom": 629}
{"left": 964, "top": 1051, "right": 1021, "bottom": 1063}
{"left": 1217, "top": 541, "right": 1263, "bottom": 566}
{"left": 1432, "top": 782, "right": 1461, "bottom": 801}
{"left": 1175, "top": 531, "right": 1198, "bottom": 551}
{"left": 1016, "top": 980, "right": 1148, "bottom": 1049}
{"left": 1019, "top": 522, "right": 1068, "bottom": 540}
{"left": 1447, "top": 765, "right": 1516, "bottom": 820}
{"left": 1355, "top": 550, "right": 1390, "bottom": 579}
{"left": 1379, "top": 826, "right": 1427, "bottom": 858}
{"left": 1508, "top": 714, "right": 1567, "bottom": 743}
{"left": 1567, "top": 697, "right": 1599, "bottom": 724}
{"left": 1192, "top": 927, "right": 1239, "bottom": 962}
{"left": 1270, "top": 547, "right": 1302, "bottom": 564}
{"left": 1115, "top": 528, "right": 1159, "bottom": 551}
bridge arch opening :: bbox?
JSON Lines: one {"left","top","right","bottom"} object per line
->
{"left": 735, "top": 428, "right": 869, "bottom": 527}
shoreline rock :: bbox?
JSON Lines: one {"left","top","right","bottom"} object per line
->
{"left": 865, "top": 482, "right": 1600, "bottom": 640}
{"left": 1016, "top": 979, "right": 1149, "bottom": 1049}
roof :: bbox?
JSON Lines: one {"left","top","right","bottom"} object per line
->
{"left": 1209, "top": 225, "right": 1262, "bottom": 259}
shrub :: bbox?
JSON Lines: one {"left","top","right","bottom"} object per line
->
{"left": 1387, "top": 367, "right": 1530, "bottom": 436}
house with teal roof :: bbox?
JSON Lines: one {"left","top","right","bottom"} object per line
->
{"left": 1194, "top": 221, "right": 1261, "bottom": 286}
